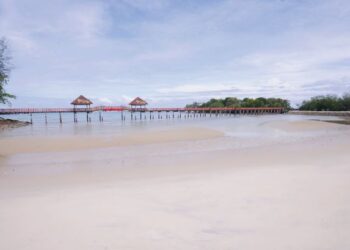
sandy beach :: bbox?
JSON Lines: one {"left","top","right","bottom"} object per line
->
{"left": 0, "top": 127, "right": 223, "bottom": 156}
{"left": 1, "top": 116, "right": 350, "bottom": 250}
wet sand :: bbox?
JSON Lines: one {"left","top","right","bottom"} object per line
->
{"left": 0, "top": 118, "right": 30, "bottom": 131}
{"left": 0, "top": 118, "right": 350, "bottom": 250}
{"left": 265, "top": 119, "right": 344, "bottom": 131}
{"left": 0, "top": 127, "right": 223, "bottom": 155}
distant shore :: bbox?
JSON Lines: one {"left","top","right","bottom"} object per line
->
{"left": 289, "top": 110, "right": 350, "bottom": 116}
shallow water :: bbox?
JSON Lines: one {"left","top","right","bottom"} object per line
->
{"left": 0, "top": 112, "right": 344, "bottom": 139}
{"left": 1, "top": 113, "right": 349, "bottom": 177}
{"left": 0, "top": 112, "right": 339, "bottom": 138}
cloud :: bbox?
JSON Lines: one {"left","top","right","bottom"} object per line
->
{"left": 301, "top": 78, "right": 350, "bottom": 94}
{"left": 1, "top": 0, "right": 350, "bottom": 107}
{"left": 157, "top": 83, "right": 240, "bottom": 94}
{"left": 59, "top": 2, "right": 110, "bottom": 43}
{"left": 96, "top": 97, "right": 113, "bottom": 105}
{"left": 120, "top": 0, "right": 169, "bottom": 11}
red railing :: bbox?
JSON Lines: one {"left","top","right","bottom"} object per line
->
{"left": 0, "top": 106, "right": 285, "bottom": 114}
{"left": 142, "top": 107, "right": 284, "bottom": 112}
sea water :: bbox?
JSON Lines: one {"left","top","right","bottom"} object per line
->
{"left": 0, "top": 111, "right": 344, "bottom": 141}
{"left": 1, "top": 113, "right": 348, "bottom": 178}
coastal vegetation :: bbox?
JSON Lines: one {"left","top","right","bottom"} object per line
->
{"left": 186, "top": 97, "right": 291, "bottom": 110}
{"left": 0, "top": 38, "right": 15, "bottom": 104}
{"left": 299, "top": 94, "right": 350, "bottom": 111}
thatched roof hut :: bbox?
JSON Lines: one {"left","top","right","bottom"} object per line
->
{"left": 129, "top": 97, "right": 148, "bottom": 106}
{"left": 71, "top": 95, "right": 93, "bottom": 106}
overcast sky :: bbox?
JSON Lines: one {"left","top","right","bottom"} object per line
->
{"left": 1, "top": 0, "right": 350, "bottom": 107}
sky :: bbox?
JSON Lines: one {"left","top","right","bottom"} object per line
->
{"left": 0, "top": 0, "right": 350, "bottom": 108}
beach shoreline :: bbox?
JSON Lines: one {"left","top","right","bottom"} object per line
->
{"left": 1, "top": 116, "right": 350, "bottom": 250}
{"left": 288, "top": 110, "right": 350, "bottom": 116}
{"left": 0, "top": 127, "right": 223, "bottom": 156}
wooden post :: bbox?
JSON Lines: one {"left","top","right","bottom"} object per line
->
{"left": 59, "top": 112, "right": 62, "bottom": 124}
{"left": 30, "top": 113, "right": 33, "bottom": 124}
{"left": 45, "top": 113, "right": 47, "bottom": 124}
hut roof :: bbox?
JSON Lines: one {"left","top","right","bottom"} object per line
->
{"left": 129, "top": 97, "right": 148, "bottom": 106}
{"left": 71, "top": 95, "right": 93, "bottom": 105}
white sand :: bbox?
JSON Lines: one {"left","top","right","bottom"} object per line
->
{"left": 0, "top": 119, "right": 350, "bottom": 250}
{"left": 265, "top": 119, "right": 345, "bottom": 131}
{"left": 0, "top": 127, "right": 223, "bottom": 155}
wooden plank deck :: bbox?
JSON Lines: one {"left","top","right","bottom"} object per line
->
{"left": 0, "top": 106, "right": 285, "bottom": 115}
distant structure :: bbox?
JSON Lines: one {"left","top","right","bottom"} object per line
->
{"left": 129, "top": 97, "right": 147, "bottom": 109}
{"left": 129, "top": 97, "right": 147, "bottom": 120}
{"left": 0, "top": 95, "right": 286, "bottom": 124}
{"left": 71, "top": 95, "right": 93, "bottom": 123}
{"left": 71, "top": 95, "right": 93, "bottom": 109}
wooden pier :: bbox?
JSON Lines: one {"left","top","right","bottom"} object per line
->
{"left": 0, "top": 106, "right": 285, "bottom": 123}
{"left": 0, "top": 95, "right": 285, "bottom": 123}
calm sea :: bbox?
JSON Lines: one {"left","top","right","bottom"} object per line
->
{"left": 0, "top": 111, "right": 344, "bottom": 140}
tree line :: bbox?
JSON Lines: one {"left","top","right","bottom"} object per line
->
{"left": 299, "top": 94, "right": 350, "bottom": 111}
{"left": 186, "top": 97, "right": 291, "bottom": 109}
{"left": 0, "top": 38, "right": 15, "bottom": 104}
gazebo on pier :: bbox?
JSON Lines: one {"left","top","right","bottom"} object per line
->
{"left": 71, "top": 95, "right": 93, "bottom": 122}
{"left": 129, "top": 97, "right": 148, "bottom": 111}
{"left": 71, "top": 95, "right": 93, "bottom": 109}
{"left": 129, "top": 97, "right": 148, "bottom": 120}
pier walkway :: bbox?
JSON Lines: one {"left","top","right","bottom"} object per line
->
{"left": 0, "top": 106, "right": 284, "bottom": 115}
{"left": 0, "top": 106, "right": 285, "bottom": 123}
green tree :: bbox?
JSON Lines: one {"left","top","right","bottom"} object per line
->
{"left": 186, "top": 96, "right": 290, "bottom": 109}
{"left": 341, "top": 93, "right": 350, "bottom": 110}
{"left": 299, "top": 95, "right": 345, "bottom": 111}
{"left": 254, "top": 97, "right": 268, "bottom": 107}
{"left": 0, "top": 38, "right": 15, "bottom": 104}
{"left": 241, "top": 98, "right": 255, "bottom": 107}
{"left": 266, "top": 98, "right": 291, "bottom": 109}
{"left": 185, "top": 102, "right": 201, "bottom": 108}
{"left": 203, "top": 98, "right": 225, "bottom": 108}
{"left": 223, "top": 97, "right": 241, "bottom": 107}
